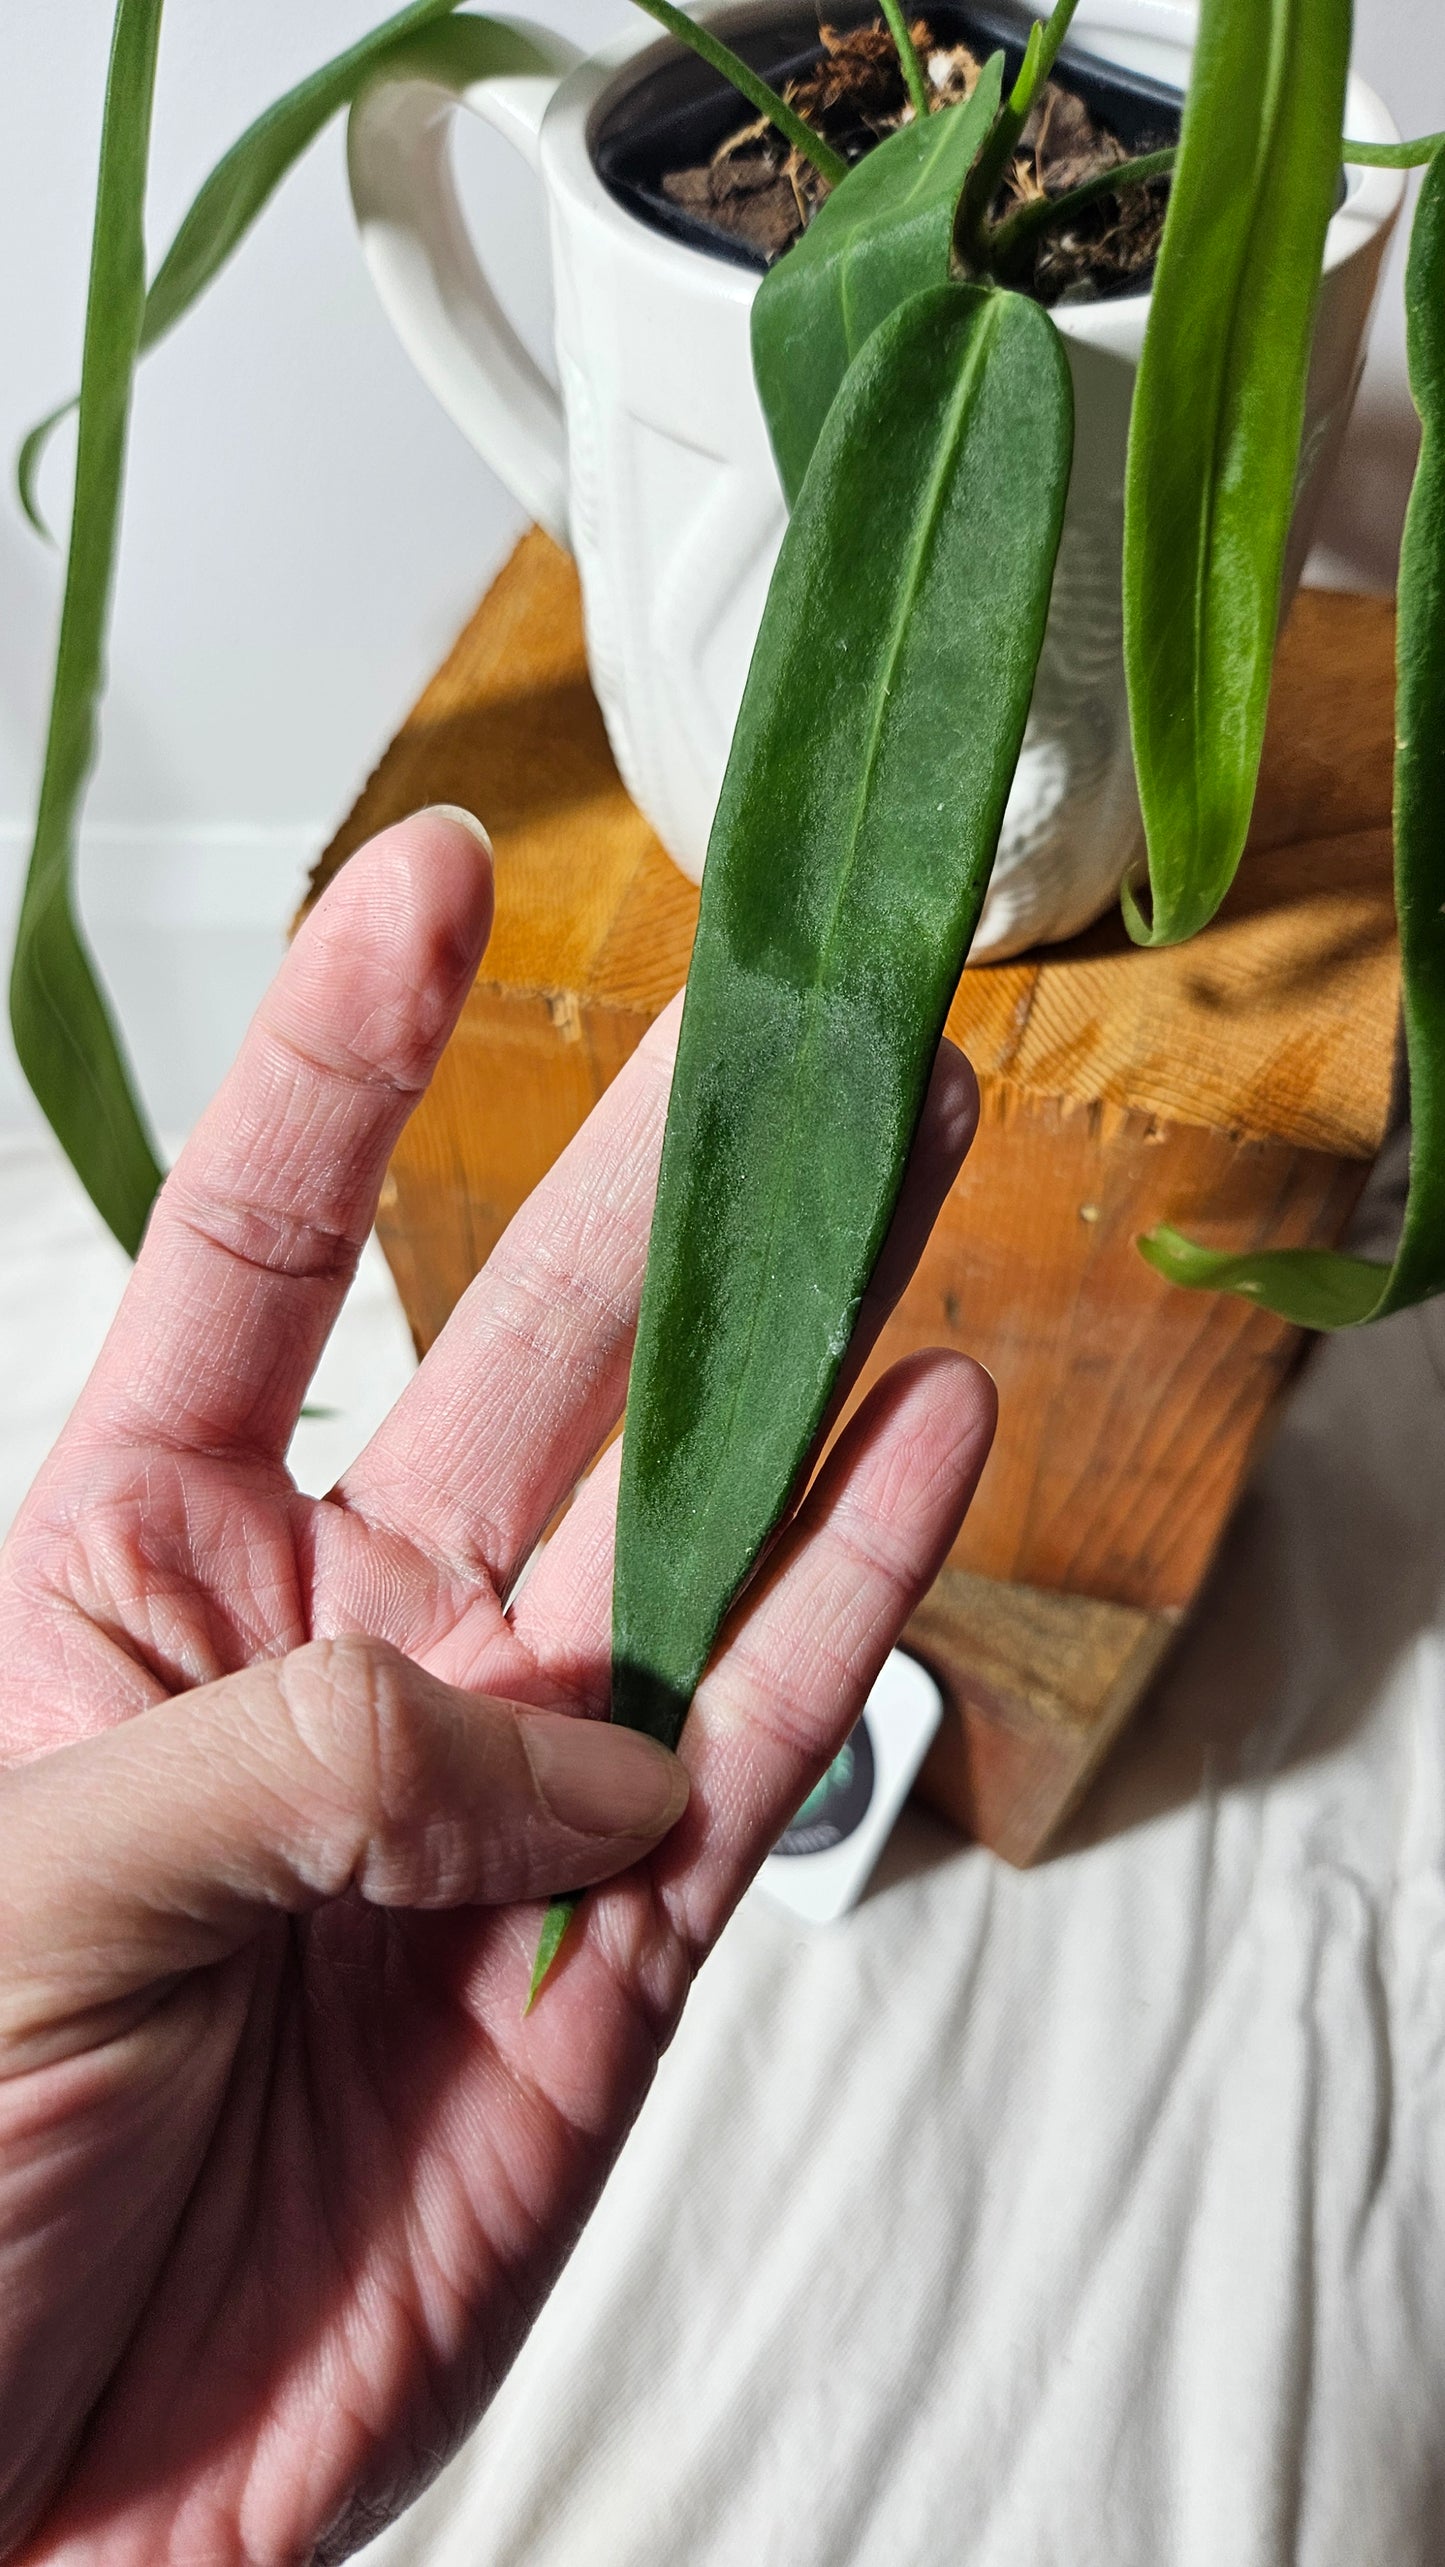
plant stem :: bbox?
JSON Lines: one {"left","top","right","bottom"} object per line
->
{"left": 987, "top": 127, "right": 1445, "bottom": 275}
{"left": 1343, "top": 131, "right": 1445, "bottom": 167}
{"left": 1011, "top": 0, "right": 1081, "bottom": 117}
{"left": 625, "top": 0, "right": 847, "bottom": 185}
{"left": 988, "top": 142, "right": 1174, "bottom": 267}
{"left": 955, "top": 0, "right": 1081, "bottom": 266}
{"left": 879, "top": 0, "right": 932, "bottom": 120}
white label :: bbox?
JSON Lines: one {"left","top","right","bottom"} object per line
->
{"left": 751, "top": 1648, "right": 943, "bottom": 1926}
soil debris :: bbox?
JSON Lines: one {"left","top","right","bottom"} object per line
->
{"left": 658, "top": 14, "right": 1170, "bottom": 300}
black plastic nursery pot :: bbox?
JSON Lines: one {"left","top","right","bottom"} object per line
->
{"left": 592, "top": 0, "right": 1183, "bottom": 279}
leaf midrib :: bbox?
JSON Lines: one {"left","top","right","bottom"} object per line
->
{"left": 663, "top": 295, "right": 998, "bottom": 1622}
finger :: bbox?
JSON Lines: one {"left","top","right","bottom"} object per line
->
{"left": 68, "top": 810, "right": 494, "bottom": 1464}
{"left": 657, "top": 1348, "right": 994, "bottom": 1955}
{"left": 0, "top": 1634, "right": 687, "bottom": 2075}
{"left": 338, "top": 997, "right": 683, "bottom": 1596}
{"left": 505, "top": 1044, "right": 980, "bottom": 1707}
{"left": 823, "top": 1042, "right": 979, "bottom": 1424}
{"left": 352, "top": 1029, "right": 976, "bottom": 1641}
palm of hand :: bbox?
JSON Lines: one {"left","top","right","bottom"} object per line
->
{"left": 0, "top": 819, "right": 989, "bottom": 2565}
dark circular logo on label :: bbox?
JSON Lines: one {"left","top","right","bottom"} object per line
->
{"left": 774, "top": 1716, "right": 876, "bottom": 1857}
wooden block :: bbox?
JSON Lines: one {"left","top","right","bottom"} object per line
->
{"left": 311, "top": 530, "right": 1399, "bottom": 1862}
{"left": 907, "top": 1569, "right": 1177, "bottom": 1866}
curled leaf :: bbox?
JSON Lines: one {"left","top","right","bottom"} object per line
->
{"left": 1122, "top": 0, "right": 1350, "bottom": 946}
{"left": 1139, "top": 146, "right": 1445, "bottom": 1325}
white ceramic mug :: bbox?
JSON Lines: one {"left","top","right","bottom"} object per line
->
{"left": 349, "top": 4, "right": 1402, "bottom": 957}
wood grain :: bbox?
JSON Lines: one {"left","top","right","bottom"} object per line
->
{"left": 311, "top": 530, "right": 1399, "bottom": 1862}
{"left": 908, "top": 1569, "right": 1178, "bottom": 1865}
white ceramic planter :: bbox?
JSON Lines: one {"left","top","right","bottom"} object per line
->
{"left": 349, "top": 4, "right": 1402, "bottom": 958}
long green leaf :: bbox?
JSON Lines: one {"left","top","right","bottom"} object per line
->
{"left": 10, "top": 0, "right": 167, "bottom": 1254}
{"left": 1139, "top": 146, "right": 1445, "bottom": 1328}
{"left": 1121, "top": 0, "right": 1351, "bottom": 947}
{"left": 617, "top": 280, "right": 1072, "bottom": 1749}
{"left": 16, "top": 3, "right": 552, "bottom": 533}
{"left": 534, "top": 278, "right": 1071, "bottom": 1990}
{"left": 15, "top": 9, "right": 554, "bottom": 1251}
{"left": 751, "top": 54, "right": 1004, "bottom": 504}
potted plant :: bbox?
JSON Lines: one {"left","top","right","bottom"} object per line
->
{"left": 346, "top": 0, "right": 1399, "bottom": 958}
{"left": 12, "top": 0, "right": 1443, "bottom": 1980}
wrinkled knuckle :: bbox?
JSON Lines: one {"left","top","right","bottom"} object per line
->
{"left": 170, "top": 1179, "right": 360, "bottom": 1286}
{"left": 268, "top": 962, "right": 435, "bottom": 1098}
{"left": 276, "top": 1633, "right": 428, "bottom": 1830}
{"left": 722, "top": 1641, "right": 826, "bottom": 1765}
{"left": 831, "top": 1492, "right": 917, "bottom": 1587}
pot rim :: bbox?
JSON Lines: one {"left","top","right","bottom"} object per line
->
{"left": 537, "top": 0, "right": 1404, "bottom": 315}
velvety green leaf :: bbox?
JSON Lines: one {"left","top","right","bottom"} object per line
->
{"left": 16, "top": 5, "right": 554, "bottom": 534}
{"left": 1138, "top": 145, "right": 1445, "bottom": 1326}
{"left": 536, "top": 279, "right": 1071, "bottom": 1990}
{"left": 1122, "top": 0, "right": 1350, "bottom": 947}
{"left": 615, "top": 281, "right": 1072, "bottom": 1748}
{"left": 9, "top": 0, "right": 167, "bottom": 1255}
{"left": 751, "top": 54, "right": 1004, "bottom": 505}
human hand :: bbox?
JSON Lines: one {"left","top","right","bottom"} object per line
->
{"left": 0, "top": 812, "right": 994, "bottom": 2564}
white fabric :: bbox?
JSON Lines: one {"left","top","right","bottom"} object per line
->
{"left": 3, "top": 1134, "right": 1443, "bottom": 2566}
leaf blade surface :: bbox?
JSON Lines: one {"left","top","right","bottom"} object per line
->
{"left": 613, "top": 281, "right": 1073, "bottom": 1747}
{"left": 751, "top": 55, "right": 1004, "bottom": 505}
{"left": 1122, "top": 0, "right": 1351, "bottom": 946}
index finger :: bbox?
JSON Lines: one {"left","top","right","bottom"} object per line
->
{"left": 58, "top": 811, "right": 493, "bottom": 1465}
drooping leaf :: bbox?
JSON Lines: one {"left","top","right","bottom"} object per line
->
{"left": 616, "top": 280, "right": 1072, "bottom": 1749}
{"left": 751, "top": 53, "right": 1004, "bottom": 504}
{"left": 1139, "top": 145, "right": 1445, "bottom": 1326}
{"left": 9, "top": 0, "right": 168, "bottom": 1255}
{"left": 1122, "top": 0, "right": 1351, "bottom": 947}
{"left": 17, "top": 4, "right": 558, "bottom": 534}
{"left": 14, "top": 8, "right": 556, "bottom": 1251}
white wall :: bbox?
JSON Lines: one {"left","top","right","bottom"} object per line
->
{"left": 0, "top": 1, "right": 1440, "bottom": 1134}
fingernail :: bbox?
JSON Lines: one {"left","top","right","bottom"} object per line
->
{"left": 420, "top": 803, "right": 493, "bottom": 854}
{"left": 525, "top": 1714, "right": 689, "bottom": 1839}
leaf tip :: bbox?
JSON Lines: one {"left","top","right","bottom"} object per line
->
{"left": 524, "top": 1895, "right": 578, "bottom": 2014}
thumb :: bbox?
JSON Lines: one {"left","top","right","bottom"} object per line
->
{"left": 0, "top": 1636, "right": 687, "bottom": 2066}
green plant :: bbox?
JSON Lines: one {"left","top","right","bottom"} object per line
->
{"left": 12, "top": 5, "right": 1444, "bottom": 1986}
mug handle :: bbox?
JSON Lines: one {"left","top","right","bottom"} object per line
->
{"left": 347, "top": 24, "right": 584, "bottom": 549}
